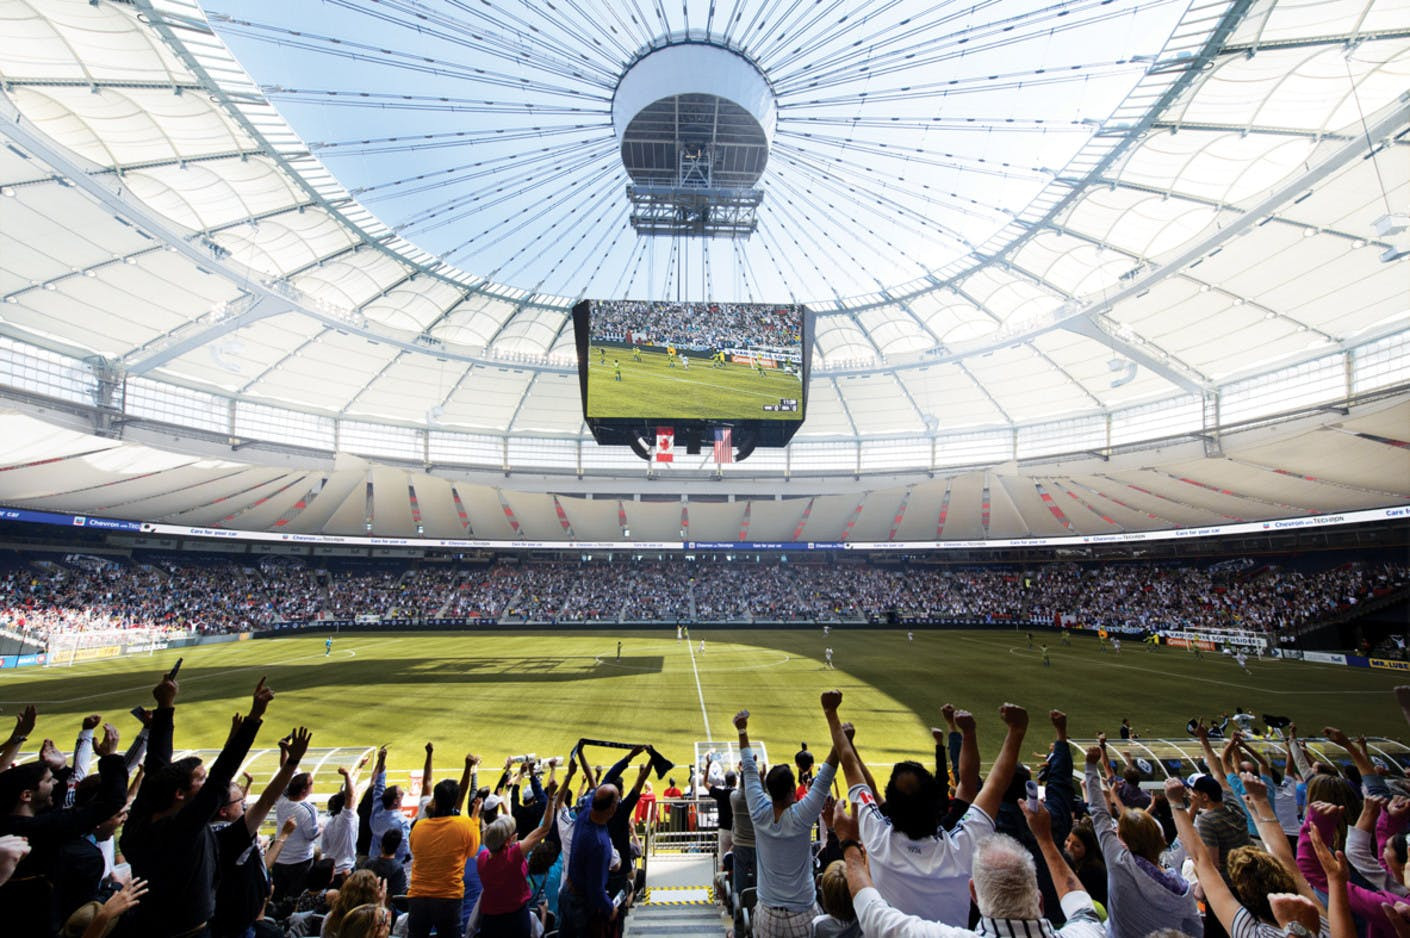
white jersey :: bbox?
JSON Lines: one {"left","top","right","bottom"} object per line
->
{"left": 825, "top": 648, "right": 833, "bottom": 661}
{"left": 850, "top": 783, "right": 995, "bottom": 923}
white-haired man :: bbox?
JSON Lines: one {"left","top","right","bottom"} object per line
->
{"left": 832, "top": 795, "right": 1103, "bottom": 937}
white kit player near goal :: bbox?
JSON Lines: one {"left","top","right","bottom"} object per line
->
{"left": 825, "top": 647, "right": 834, "bottom": 669}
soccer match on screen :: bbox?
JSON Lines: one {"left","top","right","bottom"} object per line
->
{"left": 583, "top": 301, "right": 805, "bottom": 422}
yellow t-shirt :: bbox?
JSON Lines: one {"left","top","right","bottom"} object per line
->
{"left": 407, "top": 814, "right": 481, "bottom": 899}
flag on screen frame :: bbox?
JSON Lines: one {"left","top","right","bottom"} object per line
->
{"left": 655, "top": 427, "right": 674, "bottom": 463}
{"left": 713, "top": 427, "right": 733, "bottom": 464}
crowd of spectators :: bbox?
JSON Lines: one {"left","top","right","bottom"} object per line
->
{"left": 587, "top": 300, "right": 801, "bottom": 352}
{"left": 1, "top": 554, "right": 1403, "bottom": 645}
{"left": 4, "top": 668, "right": 1407, "bottom": 938}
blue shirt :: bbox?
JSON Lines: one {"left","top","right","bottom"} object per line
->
{"left": 740, "top": 746, "right": 836, "bottom": 910}
{"left": 566, "top": 805, "right": 613, "bottom": 915}
{"left": 369, "top": 770, "right": 412, "bottom": 864}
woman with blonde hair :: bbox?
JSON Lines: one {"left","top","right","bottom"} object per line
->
{"left": 322, "top": 870, "right": 387, "bottom": 937}
{"left": 337, "top": 903, "right": 393, "bottom": 938}
{"left": 810, "top": 860, "right": 858, "bottom": 938}
{"left": 1084, "top": 746, "right": 1203, "bottom": 938}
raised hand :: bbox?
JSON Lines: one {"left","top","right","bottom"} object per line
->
{"left": 425, "top": 741, "right": 434, "bottom": 755}
{"left": 1308, "top": 823, "right": 1348, "bottom": 886}
{"left": 820, "top": 689, "right": 843, "bottom": 712}
{"left": 954, "top": 710, "right": 976, "bottom": 734}
{"left": 1389, "top": 796, "right": 1410, "bottom": 820}
{"left": 467, "top": 753, "right": 481, "bottom": 766}
{"left": 96, "top": 723, "right": 120, "bottom": 757}
{"left": 281, "top": 815, "right": 298, "bottom": 837}
{"left": 732, "top": 710, "right": 749, "bottom": 731}
{"left": 1085, "top": 745, "right": 1103, "bottom": 765}
{"left": 1050, "top": 710, "right": 1067, "bottom": 735}
{"left": 249, "top": 677, "right": 273, "bottom": 720}
{"left": 1268, "top": 894, "right": 1321, "bottom": 934}
{"left": 0, "top": 834, "right": 31, "bottom": 884}
{"left": 337, "top": 766, "right": 351, "bottom": 778}
{"left": 153, "top": 674, "right": 178, "bottom": 709}
{"left": 1193, "top": 719, "right": 1209, "bottom": 741}
{"left": 832, "top": 799, "right": 859, "bottom": 842}
{"left": 82, "top": 714, "right": 102, "bottom": 731}
{"left": 285, "top": 726, "right": 312, "bottom": 764}
{"left": 38, "top": 739, "right": 64, "bottom": 771}
{"left": 11, "top": 705, "right": 37, "bottom": 741}
{"left": 840, "top": 721, "right": 855, "bottom": 742}
{"left": 1384, "top": 902, "right": 1410, "bottom": 938}
{"left": 1239, "top": 771, "right": 1268, "bottom": 800}
{"left": 1019, "top": 797, "right": 1053, "bottom": 842}
{"left": 102, "top": 877, "right": 149, "bottom": 917}
{"left": 1323, "top": 726, "right": 1351, "bottom": 748}
{"left": 1164, "top": 777, "right": 1188, "bottom": 803}
{"left": 1000, "top": 703, "right": 1028, "bottom": 732}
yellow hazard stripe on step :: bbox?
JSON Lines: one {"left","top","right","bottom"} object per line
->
{"left": 642, "top": 886, "right": 714, "bottom": 905}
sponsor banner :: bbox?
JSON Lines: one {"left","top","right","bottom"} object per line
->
{"left": 237, "top": 632, "right": 252, "bottom": 641}
{"left": 0, "top": 656, "right": 14, "bottom": 669}
{"left": 69, "top": 646, "right": 122, "bottom": 662}
{"left": 1346, "top": 655, "right": 1370, "bottom": 669}
{"left": 1272, "top": 648, "right": 1304, "bottom": 660}
{"left": 1165, "top": 636, "right": 1217, "bottom": 651}
{"left": 17, "top": 654, "right": 42, "bottom": 667}
{"left": 1302, "top": 651, "right": 1347, "bottom": 665}
{"left": 1370, "top": 657, "right": 1410, "bottom": 672}
{"left": 355, "top": 614, "right": 382, "bottom": 624}
{"left": 3, "top": 503, "right": 1407, "bottom": 553}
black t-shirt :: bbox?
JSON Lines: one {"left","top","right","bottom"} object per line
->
{"left": 708, "top": 786, "right": 734, "bottom": 832}
{"left": 360, "top": 856, "right": 407, "bottom": 898}
{"left": 211, "top": 821, "right": 270, "bottom": 938}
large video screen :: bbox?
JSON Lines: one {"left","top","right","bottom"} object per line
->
{"left": 577, "top": 299, "right": 808, "bottom": 421}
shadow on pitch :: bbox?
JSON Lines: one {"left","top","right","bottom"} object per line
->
{"left": 3, "top": 655, "right": 666, "bottom": 708}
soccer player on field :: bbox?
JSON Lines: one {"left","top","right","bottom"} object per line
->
{"left": 1111, "top": 637, "right": 1121, "bottom": 654}
{"left": 613, "top": 359, "right": 622, "bottom": 382}
{"left": 1041, "top": 644, "right": 1051, "bottom": 667}
{"left": 325, "top": 636, "right": 332, "bottom": 657}
{"left": 632, "top": 345, "right": 641, "bottom": 362}
{"left": 682, "top": 354, "right": 689, "bottom": 370}
{"left": 824, "top": 647, "right": 833, "bottom": 669}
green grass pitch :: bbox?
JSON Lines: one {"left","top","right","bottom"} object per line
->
{"left": 585, "top": 347, "right": 802, "bottom": 421}
{"left": 3, "top": 629, "right": 1401, "bottom": 777}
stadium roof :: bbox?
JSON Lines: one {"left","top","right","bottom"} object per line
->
{"left": 0, "top": 0, "right": 1406, "bottom": 542}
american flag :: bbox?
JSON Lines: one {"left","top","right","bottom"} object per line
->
{"left": 713, "top": 427, "right": 733, "bottom": 464}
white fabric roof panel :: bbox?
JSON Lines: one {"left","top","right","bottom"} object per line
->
{"left": 509, "top": 372, "right": 583, "bottom": 436}
{"left": 0, "top": 412, "right": 120, "bottom": 465}
{"left": 123, "top": 158, "right": 302, "bottom": 234}
{"left": 153, "top": 313, "right": 327, "bottom": 394}
{"left": 962, "top": 345, "right": 1098, "bottom": 422}
{"left": 740, "top": 498, "right": 806, "bottom": 544}
{"left": 279, "top": 469, "right": 363, "bottom": 535}
{"left": 8, "top": 86, "right": 252, "bottom": 169}
{"left": 986, "top": 477, "right": 1038, "bottom": 539}
{"left": 243, "top": 331, "right": 402, "bottom": 413}
{"left": 212, "top": 209, "right": 360, "bottom": 279}
{"left": 371, "top": 467, "right": 416, "bottom": 534}
{"left": 622, "top": 500, "right": 684, "bottom": 541}
{"left": 682, "top": 500, "right": 745, "bottom": 542}
{"left": 1028, "top": 330, "right": 1178, "bottom": 409}
{"left": 1, "top": 1, "right": 191, "bottom": 83}
{"left": 102, "top": 466, "right": 296, "bottom": 520}
{"left": 199, "top": 473, "right": 317, "bottom": 531}
{"left": 939, "top": 473, "right": 986, "bottom": 540}
{"left": 558, "top": 495, "right": 623, "bottom": 540}
{"left": 843, "top": 491, "right": 903, "bottom": 542}
{"left": 1048, "top": 477, "right": 1169, "bottom": 531}
{"left": 322, "top": 475, "right": 372, "bottom": 537}
{"left": 456, "top": 484, "right": 517, "bottom": 541}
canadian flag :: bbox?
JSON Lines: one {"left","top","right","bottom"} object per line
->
{"left": 655, "top": 427, "right": 674, "bottom": 463}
